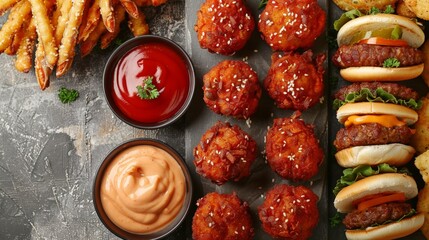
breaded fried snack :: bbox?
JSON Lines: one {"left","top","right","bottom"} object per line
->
{"left": 195, "top": 0, "right": 254, "bottom": 55}
{"left": 411, "top": 94, "right": 429, "bottom": 154}
{"left": 203, "top": 60, "right": 261, "bottom": 119}
{"left": 192, "top": 192, "right": 254, "bottom": 240}
{"left": 265, "top": 114, "right": 324, "bottom": 181}
{"left": 415, "top": 150, "right": 429, "bottom": 183}
{"left": 258, "top": 184, "right": 319, "bottom": 240}
{"left": 193, "top": 122, "right": 257, "bottom": 185}
{"left": 258, "top": 0, "right": 325, "bottom": 51}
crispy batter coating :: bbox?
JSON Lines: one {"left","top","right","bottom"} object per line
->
{"left": 258, "top": 0, "right": 326, "bottom": 51}
{"left": 415, "top": 149, "right": 429, "bottom": 184}
{"left": 258, "top": 184, "right": 319, "bottom": 240}
{"left": 411, "top": 94, "right": 429, "bottom": 154}
{"left": 192, "top": 192, "right": 254, "bottom": 240}
{"left": 195, "top": 0, "right": 254, "bottom": 55}
{"left": 203, "top": 60, "right": 262, "bottom": 119}
{"left": 265, "top": 115, "right": 324, "bottom": 181}
{"left": 332, "top": 0, "right": 398, "bottom": 12}
{"left": 417, "top": 184, "right": 429, "bottom": 239}
{"left": 403, "top": 0, "right": 429, "bottom": 20}
{"left": 193, "top": 122, "right": 257, "bottom": 185}
{"left": 264, "top": 51, "right": 325, "bottom": 111}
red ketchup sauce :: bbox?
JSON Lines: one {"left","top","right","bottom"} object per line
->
{"left": 112, "top": 42, "right": 189, "bottom": 123}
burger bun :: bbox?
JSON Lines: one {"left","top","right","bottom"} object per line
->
{"left": 339, "top": 64, "right": 424, "bottom": 82}
{"left": 337, "top": 14, "right": 425, "bottom": 48}
{"left": 345, "top": 213, "right": 424, "bottom": 240}
{"left": 336, "top": 102, "right": 418, "bottom": 125}
{"left": 335, "top": 143, "right": 415, "bottom": 168}
{"left": 334, "top": 173, "right": 418, "bottom": 213}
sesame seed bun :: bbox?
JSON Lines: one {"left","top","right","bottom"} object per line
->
{"left": 339, "top": 64, "right": 425, "bottom": 82}
{"left": 337, "top": 14, "right": 425, "bottom": 48}
{"left": 334, "top": 173, "right": 418, "bottom": 213}
{"left": 335, "top": 143, "right": 415, "bottom": 168}
{"left": 345, "top": 213, "right": 424, "bottom": 240}
{"left": 336, "top": 102, "right": 418, "bottom": 125}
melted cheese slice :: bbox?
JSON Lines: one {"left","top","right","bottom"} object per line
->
{"left": 345, "top": 115, "right": 406, "bottom": 128}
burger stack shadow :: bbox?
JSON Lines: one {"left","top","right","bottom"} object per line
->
{"left": 330, "top": 10, "right": 427, "bottom": 240}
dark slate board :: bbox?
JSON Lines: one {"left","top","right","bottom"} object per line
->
{"left": 185, "top": 0, "right": 328, "bottom": 239}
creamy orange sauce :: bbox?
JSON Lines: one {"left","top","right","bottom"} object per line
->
{"left": 345, "top": 115, "right": 406, "bottom": 128}
{"left": 100, "top": 145, "right": 186, "bottom": 234}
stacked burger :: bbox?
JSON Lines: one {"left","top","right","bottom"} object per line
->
{"left": 331, "top": 10, "right": 426, "bottom": 240}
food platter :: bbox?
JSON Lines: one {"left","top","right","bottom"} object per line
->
{"left": 185, "top": 0, "right": 328, "bottom": 239}
{"left": 0, "top": 0, "right": 427, "bottom": 239}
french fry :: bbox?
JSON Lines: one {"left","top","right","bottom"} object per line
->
{"left": 0, "top": 0, "right": 22, "bottom": 16}
{"left": 133, "top": 0, "right": 149, "bottom": 6}
{"left": 29, "top": 0, "right": 58, "bottom": 68}
{"left": 76, "top": 0, "right": 91, "bottom": 42}
{"left": 35, "top": 38, "right": 51, "bottom": 90}
{"left": 56, "top": 0, "right": 87, "bottom": 77}
{"left": 55, "top": 0, "right": 72, "bottom": 43}
{"left": 133, "top": 0, "right": 165, "bottom": 7}
{"left": 78, "top": 0, "right": 99, "bottom": 42}
{"left": 128, "top": 8, "right": 149, "bottom": 37}
{"left": 4, "top": 19, "right": 29, "bottom": 55}
{"left": 80, "top": 19, "right": 105, "bottom": 57}
{"left": 52, "top": 0, "right": 64, "bottom": 31}
{"left": 100, "top": 5, "right": 125, "bottom": 49}
{"left": 34, "top": 0, "right": 58, "bottom": 89}
{"left": 0, "top": 0, "right": 32, "bottom": 53}
{"left": 15, "top": 19, "right": 37, "bottom": 73}
{"left": 119, "top": 0, "right": 138, "bottom": 19}
{"left": 99, "top": 0, "right": 115, "bottom": 32}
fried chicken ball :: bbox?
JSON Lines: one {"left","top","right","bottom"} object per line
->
{"left": 264, "top": 50, "right": 325, "bottom": 111}
{"left": 258, "top": 0, "right": 326, "bottom": 51}
{"left": 265, "top": 114, "right": 324, "bottom": 181}
{"left": 195, "top": 0, "right": 255, "bottom": 55}
{"left": 203, "top": 60, "right": 262, "bottom": 119}
{"left": 193, "top": 121, "right": 257, "bottom": 185}
{"left": 258, "top": 184, "right": 319, "bottom": 240}
{"left": 192, "top": 192, "right": 254, "bottom": 240}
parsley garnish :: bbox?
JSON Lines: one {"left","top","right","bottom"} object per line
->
{"left": 136, "top": 76, "right": 160, "bottom": 100}
{"left": 369, "top": 5, "right": 394, "bottom": 15}
{"left": 368, "top": 6, "right": 380, "bottom": 15}
{"left": 58, "top": 87, "right": 79, "bottom": 104}
{"left": 258, "top": 0, "right": 268, "bottom": 9}
{"left": 383, "top": 58, "right": 400, "bottom": 68}
{"left": 384, "top": 5, "right": 395, "bottom": 14}
{"left": 330, "top": 212, "right": 342, "bottom": 227}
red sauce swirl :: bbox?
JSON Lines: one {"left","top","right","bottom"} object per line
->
{"left": 113, "top": 42, "right": 189, "bottom": 123}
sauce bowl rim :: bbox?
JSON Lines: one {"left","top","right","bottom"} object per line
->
{"left": 102, "top": 35, "right": 196, "bottom": 129}
{"left": 92, "top": 138, "right": 193, "bottom": 239}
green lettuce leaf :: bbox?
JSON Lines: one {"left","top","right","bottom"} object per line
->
{"left": 333, "top": 163, "right": 410, "bottom": 195}
{"left": 333, "top": 87, "right": 422, "bottom": 110}
{"left": 334, "top": 9, "right": 363, "bottom": 31}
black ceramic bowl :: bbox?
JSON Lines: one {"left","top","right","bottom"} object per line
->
{"left": 103, "top": 35, "right": 195, "bottom": 129}
{"left": 93, "top": 138, "right": 193, "bottom": 239}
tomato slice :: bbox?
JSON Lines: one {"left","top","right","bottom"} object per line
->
{"left": 357, "top": 193, "right": 406, "bottom": 211}
{"left": 359, "top": 37, "right": 409, "bottom": 47}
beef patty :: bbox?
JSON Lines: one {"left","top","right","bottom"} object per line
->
{"left": 332, "top": 44, "right": 423, "bottom": 68}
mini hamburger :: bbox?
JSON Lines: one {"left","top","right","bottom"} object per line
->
{"left": 333, "top": 82, "right": 421, "bottom": 168}
{"left": 332, "top": 13, "right": 425, "bottom": 81}
{"left": 334, "top": 171, "right": 424, "bottom": 240}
